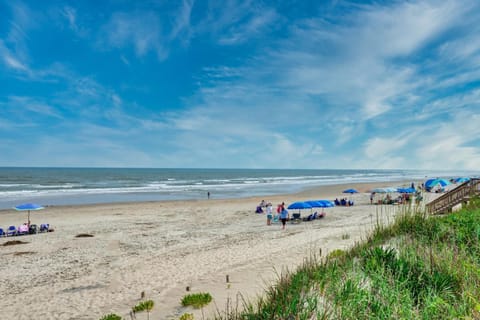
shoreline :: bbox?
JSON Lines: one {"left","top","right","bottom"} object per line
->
{"left": 0, "top": 179, "right": 416, "bottom": 214}
{"left": 0, "top": 179, "right": 429, "bottom": 319}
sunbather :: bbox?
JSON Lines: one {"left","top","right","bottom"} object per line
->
{"left": 18, "top": 223, "right": 29, "bottom": 235}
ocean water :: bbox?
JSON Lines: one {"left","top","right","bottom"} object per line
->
{"left": 0, "top": 167, "right": 476, "bottom": 210}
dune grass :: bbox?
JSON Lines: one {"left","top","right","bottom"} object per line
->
{"left": 215, "top": 198, "right": 480, "bottom": 320}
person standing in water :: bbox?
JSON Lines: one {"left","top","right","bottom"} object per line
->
{"left": 207, "top": 191, "right": 210, "bottom": 199}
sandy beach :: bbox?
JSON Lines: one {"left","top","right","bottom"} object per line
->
{"left": 0, "top": 181, "right": 436, "bottom": 320}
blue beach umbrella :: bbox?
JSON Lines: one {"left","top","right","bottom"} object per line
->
{"left": 342, "top": 188, "right": 359, "bottom": 194}
{"left": 425, "top": 179, "right": 451, "bottom": 189}
{"left": 304, "top": 200, "right": 323, "bottom": 208}
{"left": 371, "top": 187, "right": 397, "bottom": 193}
{"left": 287, "top": 202, "right": 312, "bottom": 210}
{"left": 287, "top": 201, "right": 312, "bottom": 214}
{"left": 305, "top": 200, "right": 333, "bottom": 209}
{"left": 397, "top": 187, "right": 416, "bottom": 194}
{"left": 14, "top": 203, "right": 44, "bottom": 224}
{"left": 455, "top": 177, "right": 470, "bottom": 184}
{"left": 314, "top": 200, "right": 335, "bottom": 207}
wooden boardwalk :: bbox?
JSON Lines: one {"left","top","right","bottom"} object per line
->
{"left": 426, "top": 178, "right": 480, "bottom": 215}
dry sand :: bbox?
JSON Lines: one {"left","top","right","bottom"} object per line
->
{"left": 0, "top": 181, "right": 438, "bottom": 320}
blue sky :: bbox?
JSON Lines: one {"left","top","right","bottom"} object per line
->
{"left": 1, "top": 0, "right": 479, "bottom": 170}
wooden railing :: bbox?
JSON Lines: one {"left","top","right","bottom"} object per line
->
{"left": 426, "top": 178, "right": 480, "bottom": 215}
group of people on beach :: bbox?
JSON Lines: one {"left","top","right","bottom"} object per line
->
{"left": 257, "top": 200, "right": 289, "bottom": 229}
{"left": 334, "top": 198, "right": 354, "bottom": 206}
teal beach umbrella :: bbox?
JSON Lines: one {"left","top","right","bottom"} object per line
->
{"left": 14, "top": 203, "right": 44, "bottom": 223}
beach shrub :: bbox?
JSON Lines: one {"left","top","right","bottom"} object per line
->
{"left": 181, "top": 292, "right": 212, "bottom": 308}
{"left": 182, "top": 292, "right": 212, "bottom": 320}
{"left": 99, "top": 314, "right": 122, "bottom": 320}
{"left": 132, "top": 300, "right": 154, "bottom": 320}
{"left": 179, "top": 313, "right": 194, "bottom": 320}
{"left": 327, "top": 249, "right": 345, "bottom": 259}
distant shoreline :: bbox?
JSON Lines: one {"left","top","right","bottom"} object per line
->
{"left": 0, "top": 179, "right": 418, "bottom": 213}
{"left": 1, "top": 167, "right": 471, "bottom": 210}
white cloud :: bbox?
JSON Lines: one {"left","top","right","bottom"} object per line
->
{"left": 169, "top": 0, "right": 194, "bottom": 42}
{"left": 99, "top": 11, "right": 167, "bottom": 59}
{"left": 199, "top": 0, "right": 279, "bottom": 45}
{"left": 413, "top": 111, "right": 480, "bottom": 170}
{"left": 62, "top": 6, "right": 78, "bottom": 33}
{"left": 217, "top": 7, "right": 278, "bottom": 45}
{"left": 355, "top": 1, "right": 462, "bottom": 57}
{"left": 3, "top": 50, "right": 28, "bottom": 71}
{"left": 7, "top": 96, "right": 63, "bottom": 119}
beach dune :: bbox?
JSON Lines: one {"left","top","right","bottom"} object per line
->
{"left": 0, "top": 181, "right": 431, "bottom": 319}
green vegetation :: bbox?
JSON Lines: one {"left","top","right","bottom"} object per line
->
{"left": 99, "top": 314, "right": 122, "bottom": 320}
{"left": 182, "top": 292, "right": 213, "bottom": 320}
{"left": 181, "top": 292, "right": 213, "bottom": 309}
{"left": 179, "top": 313, "right": 194, "bottom": 320}
{"left": 132, "top": 300, "right": 154, "bottom": 320}
{"left": 215, "top": 198, "right": 480, "bottom": 319}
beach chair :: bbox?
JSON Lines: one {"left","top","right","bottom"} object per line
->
{"left": 272, "top": 215, "right": 280, "bottom": 224}
{"left": 7, "top": 225, "right": 17, "bottom": 236}
{"left": 0, "top": 228, "right": 5, "bottom": 237}
{"left": 29, "top": 224, "right": 38, "bottom": 234}
{"left": 40, "top": 223, "right": 49, "bottom": 233}
{"left": 291, "top": 213, "right": 302, "bottom": 223}
{"left": 17, "top": 224, "right": 29, "bottom": 235}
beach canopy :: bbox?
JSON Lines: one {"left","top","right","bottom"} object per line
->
{"left": 315, "top": 200, "right": 335, "bottom": 207}
{"left": 304, "top": 200, "right": 323, "bottom": 208}
{"left": 425, "top": 178, "right": 451, "bottom": 189}
{"left": 454, "top": 177, "right": 470, "bottom": 184}
{"left": 305, "top": 200, "right": 334, "bottom": 213}
{"left": 397, "top": 187, "right": 416, "bottom": 194}
{"left": 371, "top": 187, "right": 397, "bottom": 193}
{"left": 14, "top": 203, "right": 44, "bottom": 223}
{"left": 342, "top": 188, "right": 359, "bottom": 194}
{"left": 305, "top": 200, "right": 335, "bottom": 208}
{"left": 287, "top": 202, "right": 312, "bottom": 210}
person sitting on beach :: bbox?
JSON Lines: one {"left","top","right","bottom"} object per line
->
{"left": 384, "top": 194, "right": 393, "bottom": 204}
{"left": 259, "top": 200, "right": 266, "bottom": 208}
{"left": 340, "top": 198, "right": 347, "bottom": 206}
{"left": 334, "top": 198, "right": 340, "bottom": 206}
{"left": 18, "top": 223, "right": 29, "bottom": 234}
{"left": 255, "top": 206, "right": 263, "bottom": 214}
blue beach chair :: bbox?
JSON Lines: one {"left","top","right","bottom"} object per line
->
{"left": 40, "top": 224, "right": 50, "bottom": 233}
{"left": 7, "top": 225, "right": 17, "bottom": 236}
